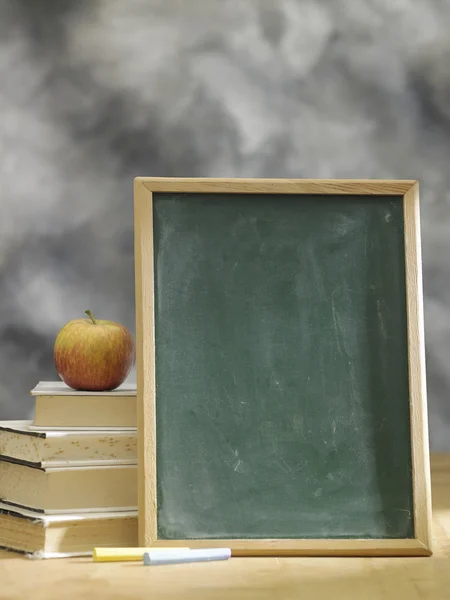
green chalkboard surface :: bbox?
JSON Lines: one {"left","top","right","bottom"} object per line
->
{"left": 152, "top": 192, "right": 414, "bottom": 541}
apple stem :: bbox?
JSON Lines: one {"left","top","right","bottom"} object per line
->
{"left": 85, "top": 309, "right": 97, "bottom": 325}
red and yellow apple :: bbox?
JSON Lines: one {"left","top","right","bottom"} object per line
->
{"left": 54, "top": 310, "right": 135, "bottom": 391}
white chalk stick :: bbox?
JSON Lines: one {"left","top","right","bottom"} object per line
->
{"left": 143, "top": 548, "right": 231, "bottom": 566}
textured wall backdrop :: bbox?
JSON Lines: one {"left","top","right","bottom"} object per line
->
{"left": 0, "top": 0, "right": 449, "bottom": 449}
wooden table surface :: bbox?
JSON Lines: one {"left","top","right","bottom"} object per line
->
{"left": 1, "top": 455, "right": 449, "bottom": 600}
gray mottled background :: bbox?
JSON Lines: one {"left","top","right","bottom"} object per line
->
{"left": 0, "top": 0, "right": 449, "bottom": 449}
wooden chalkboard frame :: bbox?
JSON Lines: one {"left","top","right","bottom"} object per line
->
{"left": 134, "top": 178, "right": 432, "bottom": 556}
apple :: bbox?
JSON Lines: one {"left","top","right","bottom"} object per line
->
{"left": 54, "top": 310, "right": 135, "bottom": 391}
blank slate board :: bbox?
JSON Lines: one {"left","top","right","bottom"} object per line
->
{"left": 134, "top": 178, "right": 431, "bottom": 556}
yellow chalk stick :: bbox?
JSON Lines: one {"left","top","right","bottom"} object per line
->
{"left": 93, "top": 547, "right": 189, "bottom": 562}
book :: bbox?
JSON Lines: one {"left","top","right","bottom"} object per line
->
{"left": 0, "top": 460, "right": 137, "bottom": 513}
{"left": 0, "top": 502, "right": 137, "bottom": 558}
{"left": 0, "top": 421, "right": 137, "bottom": 468}
{"left": 31, "top": 381, "right": 136, "bottom": 428}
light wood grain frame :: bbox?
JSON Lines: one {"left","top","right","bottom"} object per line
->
{"left": 134, "top": 178, "right": 432, "bottom": 556}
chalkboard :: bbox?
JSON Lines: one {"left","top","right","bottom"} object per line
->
{"left": 134, "top": 178, "right": 431, "bottom": 556}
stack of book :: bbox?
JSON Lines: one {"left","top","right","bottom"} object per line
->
{"left": 0, "top": 381, "right": 137, "bottom": 558}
